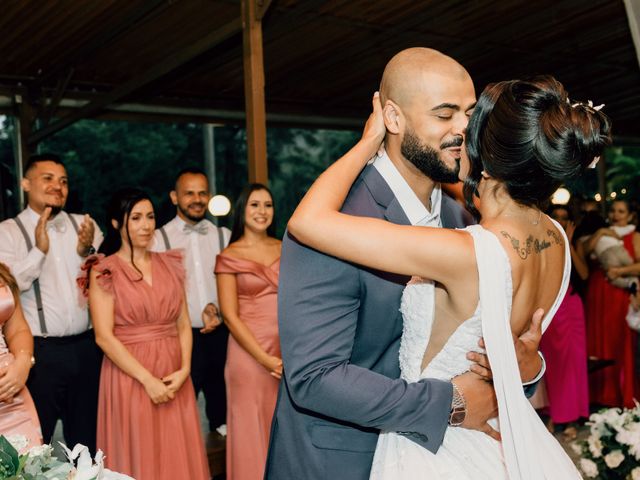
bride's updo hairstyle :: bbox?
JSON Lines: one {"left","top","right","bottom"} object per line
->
{"left": 463, "top": 76, "right": 611, "bottom": 216}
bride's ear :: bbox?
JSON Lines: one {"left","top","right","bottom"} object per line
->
{"left": 383, "top": 101, "right": 401, "bottom": 135}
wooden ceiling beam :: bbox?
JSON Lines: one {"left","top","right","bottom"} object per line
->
{"left": 28, "top": 18, "right": 243, "bottom": 145}
{"left": 32, "top": 0, "right": 169, "bottom": 89}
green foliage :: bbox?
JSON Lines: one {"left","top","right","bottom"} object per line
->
{"left": 0, "top": 118, "right": 359, "bottom": 237}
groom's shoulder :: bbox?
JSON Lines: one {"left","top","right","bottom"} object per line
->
{"left": 341, "top": 165, "right": 386, "bottom": 219}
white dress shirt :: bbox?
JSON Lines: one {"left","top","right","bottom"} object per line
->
{"left": 0, "top": 207, "right": 104, "bottom": 337}
{"left": 151, "top": 216, "right": 231, "bottom": 328}
{"left": 373, "top": 149, "right": 442, "bottom": 227}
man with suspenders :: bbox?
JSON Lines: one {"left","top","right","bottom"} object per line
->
{"left": 152, "top": 167, "right": 231, "bottom": 436}
{"left": 0, "top": 154, "right": 103, "bottom": 452}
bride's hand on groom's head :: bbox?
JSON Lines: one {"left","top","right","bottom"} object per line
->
{"left": 361, "top": 92, "right": 386, "bottom": 148}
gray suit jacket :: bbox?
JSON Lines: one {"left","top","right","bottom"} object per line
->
{"left": 265, "top": 165, "right": 470, "bottom": 480}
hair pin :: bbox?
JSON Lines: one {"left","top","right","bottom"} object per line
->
{"left": 588, "top": 156, "right": 601, "bottom": 169}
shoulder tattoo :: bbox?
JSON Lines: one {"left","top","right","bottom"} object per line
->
{"left": 500, "top": 230, "right": 562, "bottom": 260}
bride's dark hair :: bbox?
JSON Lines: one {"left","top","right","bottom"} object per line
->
{"left": 463, "top": 76, "right": 611, "bottom": 217}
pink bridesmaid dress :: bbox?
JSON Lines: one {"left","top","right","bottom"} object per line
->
{"left": 0, "top": 285, "right": 42, "bottom": 448}
{"left": 215, "top": 254, "right": 280, "bottom": 480}
{"left": 539, "top": 286, "right": 589, "bottom": 424}
{"left": 87, "top": 251, "right": 209, "bottom": 480}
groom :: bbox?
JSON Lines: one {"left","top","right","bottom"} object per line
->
{"left": 265, "top": 48, "right": 544, "bottom": 479}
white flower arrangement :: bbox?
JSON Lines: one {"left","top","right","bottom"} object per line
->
{"left": 0, "top": 435, "right": 133, "bottom": 480}
{"left": 572, "top": 401, "right": 640, "bottom": 479}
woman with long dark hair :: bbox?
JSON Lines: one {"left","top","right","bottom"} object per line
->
{"left": 80, "top": 188, "right": 209, "bottom": 480}
{"left": 288, "top": 76, "right": 609, "bottom": 478}
{"left": 215, "top": 183, "right": 281, "bottom": 480}
{"left": 0, "top": 263, "right": 40, "bottom": 448}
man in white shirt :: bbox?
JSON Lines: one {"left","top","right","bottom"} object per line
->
{"left": 152, "top": 167, "right": 231, "bottom": 435}
{"left": 0, "top": 153, "right": 103, "bottom": 452}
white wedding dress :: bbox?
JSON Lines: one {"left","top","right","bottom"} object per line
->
{"left": 370, "top": 224, "right": 583, "bottom": 479}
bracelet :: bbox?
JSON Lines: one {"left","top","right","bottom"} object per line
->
{"left": 15, "top": 350, "right": 36, "bottom": 367}
{"left": 449, "top": 382, "right": 467, "bottom": 427}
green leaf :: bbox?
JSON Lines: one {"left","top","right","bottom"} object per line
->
{"left": 0, "top": 436, "right": 19, "bottom": 473}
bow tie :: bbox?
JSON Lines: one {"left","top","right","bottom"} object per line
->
{"left": 47, "top": 215, "right": 67, "bottom": 233}
{"left": 183, "top": 222, "right": 208, "bottom": 235}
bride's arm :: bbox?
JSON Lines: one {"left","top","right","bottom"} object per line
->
{"left": 288, "top": 93, "right": 474, "bottom": 284}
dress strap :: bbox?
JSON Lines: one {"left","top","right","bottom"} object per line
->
{"left": 470, "top": 226, "right": 580, "bottom": 479}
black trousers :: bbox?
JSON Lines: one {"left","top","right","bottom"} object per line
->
{"left": 191, "top": 325, "right": 228, "bottom": 431}
{"left": 27, "top": 330, "right": 102, "bottom": 453}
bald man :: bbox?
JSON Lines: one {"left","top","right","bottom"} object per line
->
{"left": 265, "top": 48, "right": 544, "bottom": 480}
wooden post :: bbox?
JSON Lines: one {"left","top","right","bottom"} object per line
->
{"left": 242, "top": 0, "right": 268, "bottom": 185}
{"left": 15, "top": 93, "right": 36, "bottom": 210}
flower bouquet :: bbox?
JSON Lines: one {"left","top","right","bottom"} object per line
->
{"left": 572, "top": 402, "right": 640, "bottom": 479}
{"left": 0, "top": 435, "right": 133, "bottom": 480}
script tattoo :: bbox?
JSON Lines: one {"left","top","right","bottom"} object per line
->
{"left": 547, "top": 229, "right": 563, "bottom": 245}
{"left": 500, "top": 231, "right": 553, "bottom": 260}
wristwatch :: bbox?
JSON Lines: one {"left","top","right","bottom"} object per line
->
{"left": 449, "top": 382, "right": 467, "bottom": 426}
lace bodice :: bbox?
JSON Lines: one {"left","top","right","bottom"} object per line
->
{"left": 399, "top": 280, "right": 489, "bottom": 383}
{"left": 373, "top": 223, "right": 581, "bottom": 480}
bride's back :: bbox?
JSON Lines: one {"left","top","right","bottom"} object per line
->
{"left": 423, "top": 76, "right": 610, "bottom": 370}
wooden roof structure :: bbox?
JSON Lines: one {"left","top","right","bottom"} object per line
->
{"left": 1, "top": 0, "right": 640, "bottom": 183}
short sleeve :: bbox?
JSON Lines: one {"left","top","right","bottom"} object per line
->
{"left": 215, "top": 254, "right": 240, "bottom": 274}
{"left": 77, "top": 254, "right": 114, "bottom": 297}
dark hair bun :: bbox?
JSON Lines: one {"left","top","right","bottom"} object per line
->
{"left": 464, "top": 75, "right": 612, "bottom": 213}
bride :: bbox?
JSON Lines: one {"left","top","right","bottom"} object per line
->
{"left": 288, "top": 77, "right": 610, "bottom": 479}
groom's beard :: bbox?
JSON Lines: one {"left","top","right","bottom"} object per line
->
{"left": 46, "top": 204, "right": 63, "bottom": 216}
{"left": 401, "top": 131, "right": 461, "bottom": 184}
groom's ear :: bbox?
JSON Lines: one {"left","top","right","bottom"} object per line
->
{"left": 383, "top": 101, "right": 401, "bottom": 135}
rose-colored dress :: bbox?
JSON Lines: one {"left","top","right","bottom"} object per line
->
{"left": 215, "top": 254, "right": 280, "bottom": 480}
{"left": 0, "top": 285, "right": 42, "bottom": 448}
{"left": 89, "top": 251, "right": 209, "bottom": 480}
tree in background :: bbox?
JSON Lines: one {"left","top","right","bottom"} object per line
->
{"left": 0, "top": 118, "right": 358, "bottom": 236}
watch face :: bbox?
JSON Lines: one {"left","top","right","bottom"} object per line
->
{"left": 450, "top": 408, "right": 466, "bottom": 426}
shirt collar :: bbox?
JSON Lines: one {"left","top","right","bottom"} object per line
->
{"left": 25, "top": 206, "right": 40, "bottom": 224}
{"left": 372, "top": 148, "right": 442, "bottom": 226}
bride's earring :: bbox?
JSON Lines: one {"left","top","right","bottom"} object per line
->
{"left": 481, "top": 170, "right": 490, "bottom": 179}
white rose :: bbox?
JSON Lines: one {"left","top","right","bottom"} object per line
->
{"left": 631, "top": 466, "right": 640, "bottom": 480}
{"left": 604, "top": 450, "right": 625, "bottom": 469}
{"left": 601, "top": 408, "right": 626, "bottom": 431}
{"left": 588, "top": 436, "right": 603, "bottom": 458}
{"left": 617, "top": 423, "right": 640, "bottom": 460}
{"left": 5, "top": 434, "right": 29, "bottom": 453}
{"left": 27, "top": 444, "right": 53, "bottom": 458}
{"left": 570, "top": 442, "right": 583, "bottom": 455}
{"left": 579, "top": 458, "right": 599, "bottom": 478}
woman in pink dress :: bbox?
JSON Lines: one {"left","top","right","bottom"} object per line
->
{"left": 541, "top": 206, "right": 590, "bottom": 439}
{"left": 216, "top": 184, "right": 281, "bottom": 480}
{"left": 0, "top": 263, "right": 40, "bottom": 448}
{"left": 81, "top": 188, "right": 209, "bottom": 480}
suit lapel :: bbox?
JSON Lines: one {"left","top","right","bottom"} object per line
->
{"left": 360, "top": 165, "right": 411, "bottom": 226}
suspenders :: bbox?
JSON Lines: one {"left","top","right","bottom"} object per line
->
{"left": 13, "top": 213, "right": 80, "bottom": 336}
{"left": 160, "top": 223, "right": 226, "bottom": 251}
